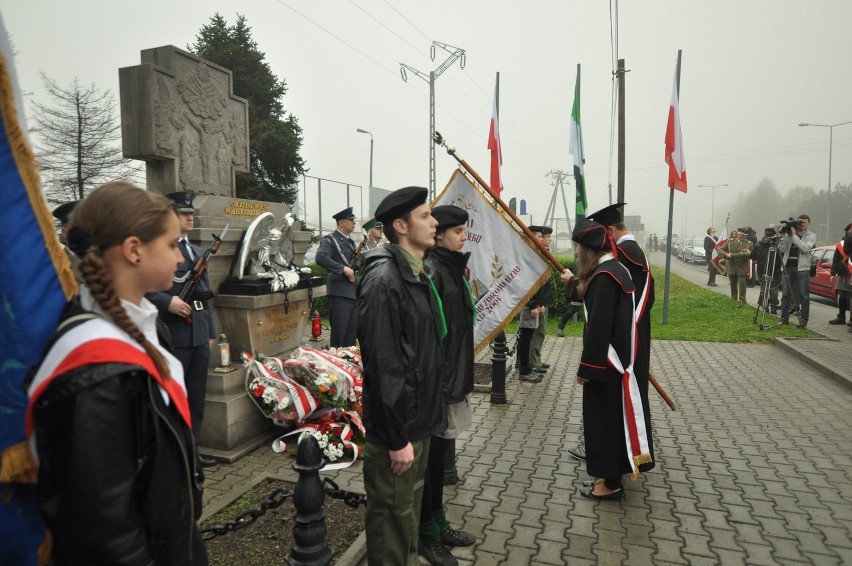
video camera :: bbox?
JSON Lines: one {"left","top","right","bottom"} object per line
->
{"left": 778, "top": 217, "right": 804, "bottom": 235}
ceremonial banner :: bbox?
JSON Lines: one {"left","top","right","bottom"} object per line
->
{"left": 434, "top": 170, "right": 551, "bottom": 352}
{"left": 0, "top": 9, "right": 75, "bottom": 564}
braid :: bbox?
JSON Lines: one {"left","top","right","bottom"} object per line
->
{"left": 80, "top": 249, "right": 173, "bottom": 382}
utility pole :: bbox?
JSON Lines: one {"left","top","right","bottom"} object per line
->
{"left": 400, "top": 42, "right": 466, "bottom": 201}
{"left": 544, "top": 170, "right": 574, "bottom": 239}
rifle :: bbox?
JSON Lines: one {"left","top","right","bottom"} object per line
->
{"left": 175, "top": 224, "right": 229, "bottom": 323}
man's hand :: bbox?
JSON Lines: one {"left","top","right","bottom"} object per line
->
{"left": 168, "top": 296, "right": 192, "bottom": 318}
{"left": 342, "top": 266, "right": 355, "bottom": 283}
{"left": 389, "top": 443, "right": 414, "bottom": 476}
{"left": 560, "top": 269, "right": 574, "bottom": 283}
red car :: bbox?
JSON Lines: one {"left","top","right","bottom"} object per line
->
{"left": 809, "top": 245, "right": 837, "bottom": 300}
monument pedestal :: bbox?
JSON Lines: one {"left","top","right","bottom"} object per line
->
{"left": 199, "top": 283, "right": 327, "bottom": 460}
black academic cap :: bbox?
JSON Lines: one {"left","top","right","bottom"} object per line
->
{"left": 586, "top": 202, "right": 626, "bottom": 226}
{"left": 163, "top": 191, "right": 195, "bottom": 212}
{"left": 52, "top": 201, "right": 78, "bottom": 225}
{"left": 432, "top": 205, "right": 469, "bottom": 232}
{"left": 374, "top": 186, "right": 428, "bottom": 224}
{"left": 572, "top": 220, "right": 610, "bottom": 251}
{"left": 332, "top": 207, "right": 356, "bottom": 221}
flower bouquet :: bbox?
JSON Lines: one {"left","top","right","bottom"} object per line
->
{"left": 269, "top": 347, "right": 361, "bottom": 410}
{"left": 244, "top": 353, "right": 319, "bottom": 427}
{"left": 272, "top": 407, "right": 366, "bottom": 470}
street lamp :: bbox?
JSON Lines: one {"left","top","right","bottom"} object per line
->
{"left": 697, "top": 183, "right": 728, "bottom": 227}
{"left": 798, "top": 120, "right": 852, "bottom": 240}
{"left": 356, "top": 128, "right": 373, "bottom": 189}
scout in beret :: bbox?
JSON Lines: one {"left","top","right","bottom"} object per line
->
{"left": 358, "top": 185, "right": 446, "bottom": 564}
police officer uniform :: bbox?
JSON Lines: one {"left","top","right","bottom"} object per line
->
{"left": 316, "top": 207, "right": 359, "bottom": 347}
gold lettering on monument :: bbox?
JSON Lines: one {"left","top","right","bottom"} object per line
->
{"left": 257, "top": 307, "right": 304, "bottom": 344}
{"left": 224, "top": 200, "right": 271, "bottom": 217}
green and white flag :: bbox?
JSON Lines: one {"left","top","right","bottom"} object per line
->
{"left": 569, "top": 67, "right": 587, "bottom": 219}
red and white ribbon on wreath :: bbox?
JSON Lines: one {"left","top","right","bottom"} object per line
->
{"left": 272, "top": 418, "right": 362, "bottom": 471}
{"left": 300, "top": 346, "right": 363, "bottom": 395}
{"left": 245, "top": 353, "right": 319, "bottom": 421}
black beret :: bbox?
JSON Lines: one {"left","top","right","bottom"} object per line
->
{"left": 432, "top": 205, "right": 469, "bottom": 232}
{"left": 52, "top": 201, "right": 78, "bottom": 225}
{"left": 586, "top": 202, "right": 626, "bottom": 227}
{"left": 374, "top": 186, "right": 428, "bottom": 224}
{"left": 572, "top": 220, "right": 610, "bottom": 251}
{"left": 332, "top": 207, "right": 356, "bottom": 221}
{"left": 527, "top": 225, "right": 542, "bottom": 234}
{"left": 163, "top": 191, "right": 195, "bottom": 212}
{"left": 363, "top": 218, "right": 382, "bottom": 230}
{"left": 540, "top": 226, "right": 553, "bottom": 235}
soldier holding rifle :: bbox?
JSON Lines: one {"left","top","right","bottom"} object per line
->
{"left": 147, "top": 191, "right": 218, "bottom": 467}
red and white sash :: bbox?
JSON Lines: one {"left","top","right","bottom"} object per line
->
{"left": 26, "top": 317, "right": 191, "bottom": 443}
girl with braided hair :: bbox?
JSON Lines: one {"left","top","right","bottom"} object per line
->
{"left": 26, "top": 182, "right": 208, "bottom": 565}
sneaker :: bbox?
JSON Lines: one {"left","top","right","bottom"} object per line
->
{"left": 440, "top": 528, "right": 476, "bottom": 547}
{"left": 518, "top": 373, "right": 543, "bottom": 383}
{"left": 419, "top": 540, "right": 458, "bottom": 566}
{"left": 828, "top": 317, "right": 846, "bottom": 325}
{"left": 567, "top": 444, "right": 586, "bottom": 461}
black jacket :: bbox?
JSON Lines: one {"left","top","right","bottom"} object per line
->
{"left": 424, "top": 247, "right": 475, "bottom": 404}
{"left": 752, "top": 237, "right": 782, "bottom": 276}
{"left": 357, "top": 245, "right": 446, "bottom": 449}
{"left": 31, "top": 302, "right": 206, "bottom": 566}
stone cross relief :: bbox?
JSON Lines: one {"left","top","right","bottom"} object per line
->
{"left": 120, "top": 46, "right": 249, "bottom": 197}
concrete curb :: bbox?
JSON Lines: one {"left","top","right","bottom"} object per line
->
{"left": 774, "top": 337, "right": 852, "bottom": 391}
{"left": 334, "top": 530, "right": 366, "bottom": 566}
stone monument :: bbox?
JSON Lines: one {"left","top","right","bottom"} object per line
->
{"left": 120, "top": 46, "right": 323, "bottom": 460}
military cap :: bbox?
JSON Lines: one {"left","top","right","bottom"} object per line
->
{"left": 363, "top": 218, "right": 382, "bottom": 230}
{"left": 332, "top": 207, "right": 356, "bottom": 221}
{"left": 374, "top": 186, "right": 428, "bottom": 224}
{"left": 572, "top": 219, "right": 610, "bottom": 251}
{"left": 432, "top": 205, "right": 469, "bottom": 232}
{"left": 163, "top": 191, "right": 195, "bottom": 213}
{"left": 586, "top": 202, "right": 626, "bottom": 227}
{"left": 527, "top": 225, "right": 542, "bottom": 234}
{"left": 52, "top": 201, "right": 78, "bottom": 225}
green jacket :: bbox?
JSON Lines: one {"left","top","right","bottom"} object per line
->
{"left": 719, "top": 238, "right": 752, "bottom": 276}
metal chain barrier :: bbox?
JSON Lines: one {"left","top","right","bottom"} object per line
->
{"left": 323, "top": 478, "right": 367, "bottom": 508}
{"left": 200, "top": 481, "right": 366, "bottom": 542}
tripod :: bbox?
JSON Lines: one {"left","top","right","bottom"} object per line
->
{"left": 753, "top": 240, "right": 781, "bottom": 330}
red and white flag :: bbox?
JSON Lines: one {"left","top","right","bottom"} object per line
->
{"left": 487, "top": 80, "right": 503, "bottom": 195}
{"left": 665, "top": 68, "right": 687, "bottom": 193}
{"left": 712, "top": 228, "right": 728, "bottom": 275}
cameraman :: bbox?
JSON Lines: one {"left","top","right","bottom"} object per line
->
{"left": 778, "top": 214, "right": 817, "bottom": 328}
{"left": 752, "top": 227, "right": 782, "bottom": 313}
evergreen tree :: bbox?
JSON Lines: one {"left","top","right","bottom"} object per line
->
{"left": 190, "top": 13, "right": 306, "bottom": 205}
{"left": 31, "top": 73, "right": 140, "bottom": 204}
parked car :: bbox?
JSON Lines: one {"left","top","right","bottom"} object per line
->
{"left": 680, "top": 238, "right": 707, "bottom": 264}
{"left": 809, "top": 245, "right": 837, "bottom": 300}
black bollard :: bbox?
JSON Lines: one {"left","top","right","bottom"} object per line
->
{"left": 490, "top": 331, "right": 508, "bottom": 404}
{"left": 285, "top": 434, "right": 334, "bottom": 566}
{"left": 442, "top": 438, "right": 458, "bottom": 485}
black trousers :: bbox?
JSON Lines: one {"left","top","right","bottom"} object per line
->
{"left": 420, "top": 436, "right": 451, "bottom": 525}
{"left": 173, "top": 343, "right": 211, "bottom": 444}
{"left": 328, "top": 296, "right": 358, "bottom": 347}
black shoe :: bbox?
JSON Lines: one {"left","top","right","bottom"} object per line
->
{"left": 581, "top": 479, "right": 603, "bottom": 488}
{"left": 828, "top": 317, "right": 846, "bottom": 325}
{"left": 578, "top": 485, "right": 625, "bottom": 501}
{"left": 440, "top": 528, "right": 476, "bottom": 547}
{"left": 538, "top": 363, "right": 551, "bottom": 369}
{"left": 557, "top": 328, "right": 566, "bottom": 337}
{"left": 567, "top": 445, "right": 586, "bottom": 461}
{"left": 198, "top": 455, "right": 218, "bottom": 468}
{"left": 534, "top": 367, "right": 547, "bottom": 374}
{"left": 419, "top": 540, "right": 458, "bottom": 566}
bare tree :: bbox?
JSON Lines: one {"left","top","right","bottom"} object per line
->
{"left": 31, "top": 73, "right": 141, "bottom": 204}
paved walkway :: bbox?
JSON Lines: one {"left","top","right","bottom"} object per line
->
{"left": 200, "top": 256, "right": 852, "bottom": 565}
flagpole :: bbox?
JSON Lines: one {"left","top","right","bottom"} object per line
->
{"left": 662, "top": 50, "right": 682, "bottom": 325}
{"left": 435, "top": 132, "right": 565, "bottom": 273}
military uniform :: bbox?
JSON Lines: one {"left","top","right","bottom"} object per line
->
{"left": 718, "top": 237, "right": 752, "bottom": 301}
{"left": 316, "top": 207, "right": 359, "bottom": 347}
